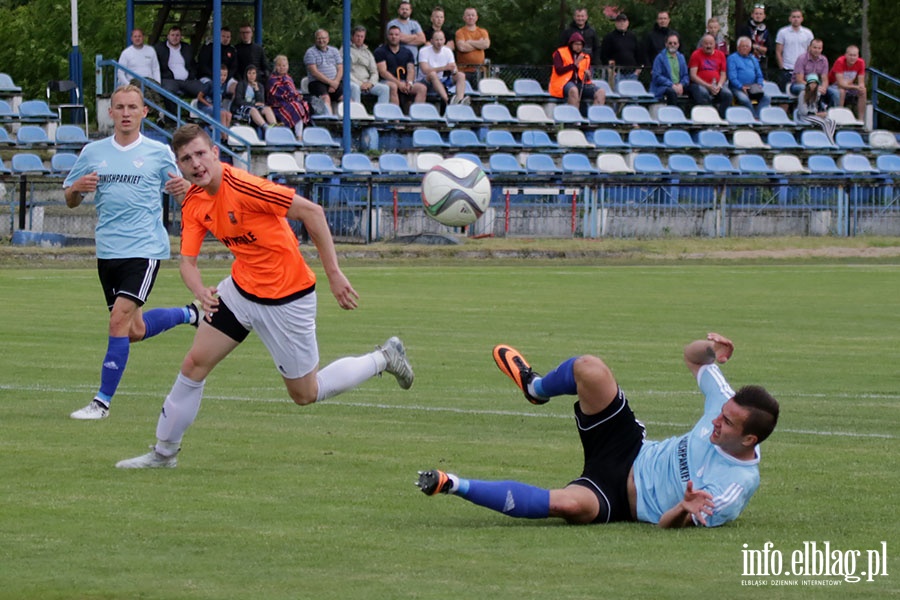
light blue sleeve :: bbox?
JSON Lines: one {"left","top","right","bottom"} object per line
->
{"left": 697, "top": 363, "right": 734, "bottom": 418}
{"left": 62, "top": 144, "right": 96, "bottom": 189}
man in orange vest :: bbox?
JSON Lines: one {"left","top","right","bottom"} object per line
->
{"left": 550, "top": 32, "right": 605, "bottom": 107}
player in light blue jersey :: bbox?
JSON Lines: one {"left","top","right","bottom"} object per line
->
{"left": 417, "top": 333, "right": 779, "bottom": 528}
{"left": 64, "top": 85, "right": 199, "bottom": 421}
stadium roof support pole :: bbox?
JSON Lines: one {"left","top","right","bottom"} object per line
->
{"left": 342, "top": 0, "right": 352, "bottom": 153}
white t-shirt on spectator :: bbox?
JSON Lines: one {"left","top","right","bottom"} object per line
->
{"left": 417, "top": 46, "right": 456, "bottom": 81}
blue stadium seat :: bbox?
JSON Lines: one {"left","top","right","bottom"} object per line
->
{"left": 341, "top": 153, "right": 378, "bottom": 173}
{"left": 657, "top": 105, "right": 691, "bottom": 126}
{"left": 373, "top": 103, "right": 411, "bottom": 121}
{"left": 767, "top": 130, "right": 802, "bottom": 150}
{"left": 378, "top": 153, "right": 412, "bottom": 173}
{"left": 484, "top": 129, "right": 518, "bottom": 148}
{"left": 266, "top": 126, "right": 302, "bottom": 147}
{"left": 697, "top": 130, "right": 734, "bottom": 151}
{"left": 839, "top": 154, "right": 878, "bottom": 174}
{"left": 808, "top": 154, "right": 843, "bottom": 174}
{"left": 50, "top": 152, "right": 78, "bottom": 175}
{"left": 521, "top": 129, "right": 559, "bottom": 150}
{"left": 489, "top": 153, "right": 525, "bottom": 174}
{"left": 627, "top": 129, "right": 664, "bottom": 149}
{"left": 16, "top": 125, "right": 51, "bottom": 146}
{"left": 621, "top": 105, "right": 658, "bottom": 126}
{"left": 302, "top": 126, "right": 340, "bottom": 147}
{"left": 0, "top": 127, "right": 12, "bottom": 146}
{"left": 11, "top": 152, "right": 49, "bottom": 173}
{"left": 525, "top": 153, "right": 562, "bottom": 174}
{"left": 448, "top": 129, "right": 485, "bottom": 148}
{"left": 663, "top": 129, "right": 699, "bottom": 149}
{"left": 593, "top": 129, "right": 630, "bottom": 150}
{"left": 633, "top": 153, "right": 670, "bottom": 174}
{"left": 54, "top": 124, "right": 89, "bottom": 149}
{"left": 17, "top": 100, "right": 57, "bottom": 122}
{"left": 304, "top": 152, "right": 342, "bottom": 173}
{"left": 616, "top": 80, "right": 654, "bottom": 102}
{"left": 667, "top": 154, "right": 704, "bottom": 173}
{"left": 513, "top": 78, "right": 551, "bottom": 98}
{"left": 703, "top": 154, "right": 739, "bottom": 174}
{"left": 561, "top": 153, "right": 598, "bottom": 174}
{"left": 876, "top": 154, "right": 900, "bottom": 173}
{"left": 835, "top": 130, "right": 868, "bottom": 151}
{"left": 412, "top": 128, "right": 449, "bottom": 148}
{"left": 801, "top": 130, "right": 838, "bottom": 151}
{"left": 409, "top": 103, "right": 447, "bottom": 124}
{"left": 725, "top": 106, "right": 759, "bottom": 127}
{"left": 586, "top": 105, "right": 623, "bottom": 125}
{"left": 0, "top": 72, "right": 22, "bottom": 93}
{"left": 737, "top": 154, "right": 774, "bottom": 174}
{"left": 0, "top": 157, "right": 10, "bottom": 173}
{"left": 595, "top": 80, "right": 620, "bottom": 100}
{"left": 0, "top": 99, "right": 17, "bottom": 123}
{"left": 759, "top": 106, "right": 794, "bottom": 127}
{"left": 453, "top": 153, "right": 488, "bottom": 171}
{"left": 480, "top": 103, "right": 518, "bottom": 125}
{"left": 445, "top": 103, "right": 482, "bottom": 124}
{"left": 552, "top": 104, "right": 585, "bottom": 125}
{"left": 762, "top": 80, "right": 791, "bottom": 104}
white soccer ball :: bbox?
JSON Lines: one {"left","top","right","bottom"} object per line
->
{"left": 420, "top": 157, "right": 491, "bottom": 227}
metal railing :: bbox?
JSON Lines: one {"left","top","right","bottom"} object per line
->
{"left": 869, "top": 67, "right": 900, "bottom": 130}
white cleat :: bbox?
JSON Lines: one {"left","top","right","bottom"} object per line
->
{"left": 379, "top": 336, "right": 414, "bottom": 390}
{"left": 115, "top": 446, "right": 178, "bottom": 469}
{"left": 70, "top": 399, "right": 109, "bottom": 420}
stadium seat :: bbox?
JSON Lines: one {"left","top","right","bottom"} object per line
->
{"left": 656, "top": 105, "right": 691, "bottom": 126}
{"left": 415, "top": 152, "right": 444, "bottom": 172}
{"left": 767, "top": 131, "right": 802, "bottom": 151}
{"left": 304, "top": 152, "right": 342, "bottom": 173}
{"left": 302, "top": 126, "right": 341, "bottom": 148}
{"left": 663, "top": 129, "right": 699, "bottom": 149}
{"left": 0, "top": 99, "right": 17, "bottom": 123}
{"left": 667, "top": 154, "right": 704, "bottom": 174}
{"left": 0, "top": 127, "right": 13, "bottom": 146}
{"left": 409, "top": 103, "right": 447, "bottom": 124}
{"left": 516, "top": 104, "right": 553, "bottom": 125}
{"left": 15, "top": 125, "right": 51, "bottom": 146}
{"left": 373, "top": 103, "right": 411, "bottom": 122}
{"left": 50, "top": 152, "right": 78, "bottom": 175}
{"left": 616, "top": 79, "right": 654, "bottom": 102}
{"left": 477, "top": 77, "right": 515, "bottom": 97}
{"left": 484, "top": 129, "right": 519, "bottom": 148}
{"left": 17, "top": 100, "right": 57, "bottom": 123}
{"left": 869, "top": 129, "right": 899, "bottom": 150}
{"left": 826, "top": 107, "right": 864, "bottom": 127}
{"left": 733, "top": 130, "right": 769, "bottom": 150}
{"left": 54, "top": 124, "right": 89, "bottom": 149}
{"left": 453, "top": 153, "right": 487, "bottom": 171}
{"left": 592, "top": 129, "right": 630, "bottom": 150}
{"left": 737, "top": 154, "right": 774, "bottom": 174}
{"left": 552, "top": 104, "right": 585, "bottom": 125}
{"left": 807, "top": 155, "right": 843, "bottom": 175}
{"left": 480, "top": 103, "right": 518, "bottom": 124}
{"left": 0, "top": 157, "right": 10, "bottom": 173}
{"left": 336, "top": 101, "right": 374, "bottom": 121}
{"left": 586, "top": 105, "right": 623, "bottom": 125}
{"left": 265, "top": 126, "right": 302, "bottom": 147}
{"left": 0, "top": 72, "right": 22, "bottom": 93}
{"left": 521, "top": 129, "right": 559, "bottom": 150}
{"left": 378, "top": 153, "right": 412, "bottom": 173}
{"left": 772, "top": 153, "right": 809, "bottom": 174}
{"left": 839, "top": 154, "right": 878, "bottom": 174}
{"left": 595, "top": 80, "right": 620, "bottom": 101}
{"left": 266, "top": 152, "right": 304, "bottom": 175}
{"left": 556, "top": 129, "right": 593, "bottom": 148}
{"left": 621, "top": 105, "right": 658, "bottom": 126}
{"left": 448, "top": 129, "right": 485, "bottom": 148}
{"left": 703, "top": 154, "right": 739, "bottom": 174}
{"left": 627, "top": 129, "right": 664, "bottom": 150}
{"left": 876, "top": 154, "right": 900, "bottom": 173}
{"left": 632, "top": 153, "right": 670, "bottom": 174}
{"left": 725, "top": 106, "right": 760, "bottom": 127}
{"left": 513, "top": 78, "right": 551, "bottom": 99}
{"left": 835, "top": 130, "right": 868, "bottom": 151}
{"left": 697, "top": 130, "right": 733, "bottom": 151}
{"left": 800, "top": 130, "right": 837, "bottom": 151}
{"left": 762, "top": 80, "right": 791, "bottom": 104}
{"left": 489, "top": 153, "right": 526, "bottom": 174}
{"left": 11, "top": 152, "right": 49, "bottom": 173}
{"left": 561, "top": 152, "right": 598, "bottom": 174}
{"left": 596, "top": 153, "right": 634, "bottom": 173}
{"left": 691, "top": 105, "right": 727, "bottom": 126}
{"left": 759, "top": 106, "right": 794, "bottom": 127}
{"left": 341, "top": 153, "right": 378, "bottom": 173}
{"left": 445, "top": 103, "right": 482, "bottom": 124}
{"left": 228, "top": 125, "right": 265, "bottom": 146}
{"left": 525, "top": 153, "right": 562, "bottom": 174}
{"left": 412, "top": 128, "right": 449, "bottom": 148}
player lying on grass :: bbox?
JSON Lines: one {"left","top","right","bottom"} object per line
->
{"left": 116, "top": 124, "right": 414, "bottom": 468}
{"left": 417, "top": 333, "right": 779, "bottom": 528}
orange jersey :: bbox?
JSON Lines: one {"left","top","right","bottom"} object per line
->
{"left": 181, "top": 163, "right": 315, "bottom": 300}
{"left": 455, "top": 26, "right": 489, "bottom": 72}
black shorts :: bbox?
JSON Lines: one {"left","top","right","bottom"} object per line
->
{"left": 97, "top": 258, "right": 161, "bottom": 310}
{"left": 308, "top": 80, "right": 344, "bottom": 102}
{"left": 568, "top": 388, "right": 646, "bottom": 524}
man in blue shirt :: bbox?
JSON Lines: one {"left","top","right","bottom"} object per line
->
{"left": 728, "top": 36, "right": 770, "bottom": 118}
{"left": 650, "top": 34, "right": 689, "bottom": 105}
{"left": 417, "top": 332, "right": 779, "bottom": 528}
{"left": 64, "top": 85, "right": 198, "bottom": 420}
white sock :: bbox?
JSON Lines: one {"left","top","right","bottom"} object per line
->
{"left": 315, "top": 351, "right": 385, "bottom": 401}
{"left": 155, "top": 372, "right": 205, "bottom": 454}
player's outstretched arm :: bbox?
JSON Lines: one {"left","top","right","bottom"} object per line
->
{"left": 287, "top": 195, "right": 359, "bottom": 310}
{"left": 179, "top": 255, "right": 219, "bottom": 314}
{"left": 684, "top": 332, "right": 734, "bottom": 376}
{"left": 658, "top": 481, "right": 714, "bottom": 528}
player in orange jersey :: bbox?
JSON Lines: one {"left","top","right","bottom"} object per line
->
{"left": 116, "top": 124, "right": 413, "bottom": 468}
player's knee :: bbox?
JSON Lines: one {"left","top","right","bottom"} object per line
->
{"left": 551, "top": 495, "right": 595, "bottom": 524}
{"left": 573, "top": 355, "right": 613, "bottom": 384}
{"left": 288, "top": 388, "right": 316, "bottom": 406}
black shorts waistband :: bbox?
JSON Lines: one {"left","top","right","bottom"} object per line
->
{"left": 233, "top": 279, "right": 315, "bottom": 305}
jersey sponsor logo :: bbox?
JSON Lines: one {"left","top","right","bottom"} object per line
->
{"left": 97, "top": 174, "right": 144, "bottom": 185}
{"left": 676, "top": 434, "right": 690, "bottom": 482}
{"left": 220, "top": 231, "right": 258, "bottom": 247}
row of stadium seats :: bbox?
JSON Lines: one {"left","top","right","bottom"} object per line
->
{"left": 0, "top": 124, "right": 88, "bottom": 149}
{"left": 0, "top": 152, "right": 77, "bottom": 175}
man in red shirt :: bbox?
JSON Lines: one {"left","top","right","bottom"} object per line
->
{"left": 688, "top": 34, "right": 732, "bottom": 117}
{"left": 116, "top": 124, "right": 414, "bottom": 469}
{"left": 829, "top": 45, "right": 867, "bottom": 119}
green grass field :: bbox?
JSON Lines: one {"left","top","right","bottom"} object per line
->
{"left": 1, "top": 261, "right": 898, "bottom": 599}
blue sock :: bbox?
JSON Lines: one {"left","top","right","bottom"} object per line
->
{"left": 142, "top": 307, "right": 190, "bottom": 340}
{"left": 457, "top": 479, "right": 550, "bottom": 519}
{"left": 533, "top": 356, "right": 578, "bottom": 398}
{"left": 97, "top": 336, "right": 130, "bottom": 404}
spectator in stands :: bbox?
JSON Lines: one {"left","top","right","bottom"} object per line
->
{"left": 649, "top": 34, "right": 688, "bottom": 106}
{"left": 549, "top": 32, "right": 606, "bottom": 108}
{"left": 559, "top": 8, "right": 600, "bottom": 69}
{"left": 387, "top": 1, "right": 426, "bottom": 62}
{"left": 198, "top": 27, "right": 238, "bottom": 84}
{"left": 418, "top": 30, "right": 468, "bottom": 105}
{"left": 155, "top": 25, "right": 205, "bottom": 117}
{"left": 344, "top": 25, "right": 391, "bottom": 107}
{"left": 728, "top": 37, "right": 769, "bottom": 118}
{"left": 424, "top": 6, "right": 455, "bottom": 51}
{"left": 267, "top": 55, "right": 311, "bottom": 138}
{"left": 828, "top": 45, "right": 867, "bottom": 119}
{"left": 698, "top": 17, "right": 728, "bottom": 55}
{"left": 600, "top": 13, "right": 644, "bottom": 85}
{"left": 775, "top": 9, "right": 813, "bottom": 90}
{"left": 645, "top": 11, "right": 680, "bottom": 65}
{"left": 117, "top": 28, "right": 160, "bottom": 88}
{"left": 304, "top": 29, "right": 344, "bottom": 116}
{"left": 796, "top": 74, "right": 836, "bottom": 144}
{"left": 736, "top": 4, "right": 770, "bottom": 76}
{"left": 791, "top": 39, "right": 838, "bottom": 107}
{"left": 235, "top": 23, "right": 270, "bottom": 85}
{"left": 455, "top": 7, "right": 491, "bottom": 81}
{"left": 197, "top": 66, "right": 233, "bottom": 131}
{"left": 375, "top": 24, "right": 427, "bottom": 110}
{"left": 231, "top": 65, "right": 277, "bottom": 129}
{"left": 688, "top": 34, "right": 733, "bottom": 118}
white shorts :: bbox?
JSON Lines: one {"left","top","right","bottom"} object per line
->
{"left": 217, "top": 276, "right": 319, "bottom": 379}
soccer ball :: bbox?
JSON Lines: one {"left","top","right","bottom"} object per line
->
{"left": 420, "top": 158, "right": 491, "bottom": 227}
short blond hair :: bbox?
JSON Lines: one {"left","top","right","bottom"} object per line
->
{"left": 111, "top": 84, "right": 145, "bottom": 104}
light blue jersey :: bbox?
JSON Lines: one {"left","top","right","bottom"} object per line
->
{"left": 633, "top": 364, "right": 760, "bottom": 527}
{"left": 64, "top": 135, "right": 177, "bottom": 260}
